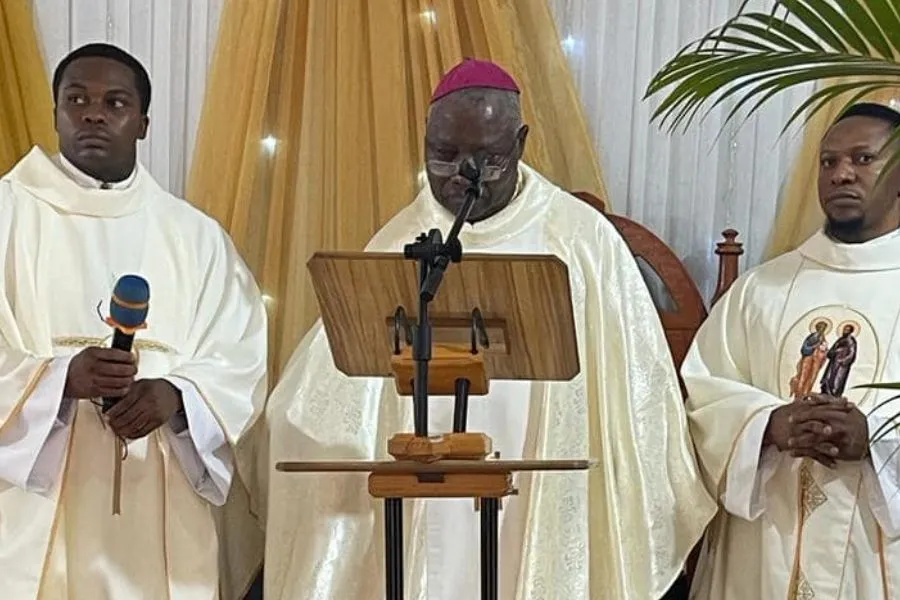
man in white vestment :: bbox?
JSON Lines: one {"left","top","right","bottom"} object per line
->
{"left": 0, "top": 44, "right": 267, "bottom": 599}
{"left": 682, "top": 102, "right": 900, "bottom": 599}
{"left": 263, "top": 58, "right": 715, "bottom": 600}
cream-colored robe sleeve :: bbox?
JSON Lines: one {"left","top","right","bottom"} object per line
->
{"left": 0, "top": 224, "right": 66, "bottom": 489}
{"left": 862, "top": 408, "right": 900, "bottom": 537}
{"left": 0, "top": 357, "right": 72, "bottom": 491}
{"left": 681, "top": 276, "right": 785, "bottom": 511}
{"left": 164, "top": 230, "right": 268, "bottom": 493}
{"left": 161, "top": 377, "right": 233, "bottom": 505}
{"left": 163, "top": 230, "right": 268, "bottom": 600}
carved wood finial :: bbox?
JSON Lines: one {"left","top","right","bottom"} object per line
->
{"left": 716, "top": 229, "right": 744, "bottom": 256}
{"left": 712, "top": 229, "right": 743, "bottom": 307}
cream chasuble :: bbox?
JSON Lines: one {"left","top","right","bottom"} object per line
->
{"left": 0, "top": 147, "right": 268, "bottom": 599}
{"left": 683, "top": 229, "right": 900, "bottom": 599}
{"left": 263, "top": 163, "right": 715, "bottom": 600}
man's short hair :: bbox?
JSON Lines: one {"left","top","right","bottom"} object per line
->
{"left": 835, "top": 102, "right": 900, "bottom": 129}
{"left": 52, "top": 43, "right": 151, "bottom": 115}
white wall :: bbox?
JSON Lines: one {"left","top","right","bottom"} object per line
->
{"left": 549, "top": 0, "right": 814, "bottom": 296}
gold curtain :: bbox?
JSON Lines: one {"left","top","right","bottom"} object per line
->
{"left": 188, "top": 0, "right": 608, "bottom": 380}
{"left": 0, "top": 0, "right": 57, "bottom": 173}
{"left": 764, "top": 80, "right": 900, "bottom": 259}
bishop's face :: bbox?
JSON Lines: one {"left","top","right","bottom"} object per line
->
{"left": 424, "top": 91, "right": 528, "bottom": 223}
{"left": 817, "top": 115, "right": 900, "bottom": 242}
{"left": 55, "top": 56, "right": 149, "bottom": 183}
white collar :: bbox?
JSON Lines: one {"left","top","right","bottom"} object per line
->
{"left": 798, "top": 226, "right": 900, "bottom": 272}
{"left": 54, "top": 153, "right": 137, "bottom": 190}
{"left": 4, "top": 147, "right": 151, "bottom": 218}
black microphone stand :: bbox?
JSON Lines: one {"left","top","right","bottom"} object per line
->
{"left": 382, "top": 160, "right": 497, "bottom": 600}
{"left": 403, "top": 160, "right": 483, "bottom": 437}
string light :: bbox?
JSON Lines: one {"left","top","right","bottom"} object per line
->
{"left": 420, "top": 9, "right": 436, "bottom": 25}
{"left": 261, "top": 136, "right": 278, "bottom": 153}
{"left": 561, "top": 35, "right": 580, "bottom": 55}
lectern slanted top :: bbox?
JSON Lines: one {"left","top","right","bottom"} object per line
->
{"left": 307, "top": 250, "right": 580, "bottom": 383}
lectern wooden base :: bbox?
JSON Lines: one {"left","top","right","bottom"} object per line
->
{"left": 275, "top": 457, "right": 590, "bottom": 600}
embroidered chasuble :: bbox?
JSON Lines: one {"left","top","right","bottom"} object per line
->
{"left": 683, "top": 229, "right": 900, "bottom": 599}
{"left": 0, "top": 147, "right": 268, "bottom": 599}
{"left": 263, "top": 163, "right": 716, "bottom": 600}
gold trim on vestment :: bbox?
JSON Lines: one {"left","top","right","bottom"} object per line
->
{"left": 788, "top": 460, "right": 829, "bottom": 599}
{"left": 788, "top": 459, "right": 810, "bottom": 598}
{"left": 36, "top": 407, "right": 80, "bottom": 595}
{"left": 878, "top": 526, "right": 891, "bottom": 599}
{"left": 0, "top": 360, "right": 51, "bottom": 438}
{"left": 52, "top": 336, "right": 175, "bottom": 354}
{"left": 790, "top": 570, "right": 816, "bottom": 599}
{"left": 157, "top": 432, "right": 174, "bottom": 600}
{"left": 799, "top": 462, "right": 827, "bottom": 523}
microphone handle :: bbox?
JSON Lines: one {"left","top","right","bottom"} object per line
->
{"left": 102, "top": 328, "right": 135, "bottom": 413}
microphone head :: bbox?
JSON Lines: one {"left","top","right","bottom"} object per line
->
{"left": 109, "top": 275, "right": 150, "bottom": 330}
{"left": 458, "top": 155, "right": 483, "bottom": 182}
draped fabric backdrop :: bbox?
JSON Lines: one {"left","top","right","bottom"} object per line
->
{"left": 187, "top": 0, "right": 608, "bottom": 379}
{"left": 29, "top": 0, "right": 850, "bottom": 352}
{"left": 33, "top": 0, "right": 223, "bottom": 194}
{"left": 0, "top": 0, "right": 56, "bottom": 173}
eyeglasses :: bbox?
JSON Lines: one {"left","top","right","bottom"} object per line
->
{"left": 426, "top": 156, "right": 512, "bottom": 182}
{"left": 425, "top": 137, "right": 520, "bottom": 182}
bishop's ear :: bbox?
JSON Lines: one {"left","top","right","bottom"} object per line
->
{"left": 515, "top": 124, "right": 530, "bottom": 158}
{"left": 138, "top": 115, "right": 149, "bottom": 140}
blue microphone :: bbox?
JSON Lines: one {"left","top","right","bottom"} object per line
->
{"left": 102, "top": 275, "right": 149, "bottom": 412}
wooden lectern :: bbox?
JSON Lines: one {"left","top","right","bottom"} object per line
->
{"left": 276, "top": 180, "right": 590, "bottom": 599}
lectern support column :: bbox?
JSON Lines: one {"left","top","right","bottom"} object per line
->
{"left": 480, "top": 497, "right": 500, "bottom": 600}
{"left": 385, "top": 498, "right": 403, "bottom": 599}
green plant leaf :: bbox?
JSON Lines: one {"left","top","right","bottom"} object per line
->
{"left": 832, "top": 0, "right": 893, "bottom": 57}
{"left": 777, "top": 80, "right": 900, "bottom": 136}
{"left": 861, "top": 0, "right": 900, "bottom": 55}
{"left": 644, "top": 0, "right": 900, "bottom": 179}
{"left": 650, "top": 54, "right": 900, "bottom": 131}
{"left": 859, "top": 393, "right": 900, "bottom": 443}
{"left": 743, "top": 12, "right": 824, "bottom": 52}
{"left": 776, "top": 0, "right": 851, "bottom": 53}
{"left": 728, "top": 23, "right": 805, "bottom": 51}
{"left": 857, "top": 382, "right": 900, "bottom": 390}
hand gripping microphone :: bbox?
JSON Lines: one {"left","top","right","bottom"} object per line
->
{"left": 102, "top": 275, "right": 150, "bottom": 412}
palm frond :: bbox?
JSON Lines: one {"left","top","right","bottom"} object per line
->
{"left": 857, "top": 383, "right": 900, "bottom": 390}
{"left": 854, "top": 385, "right": 900, "bottom": 443}
{"left": 645, "top": 1, "right": 900, "bottom": 135}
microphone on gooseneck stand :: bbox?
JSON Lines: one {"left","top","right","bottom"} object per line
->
{"left": 102, "top": 274, "right": 150, "bottom": 413}
{"left": 459, "top": 154, "right": 484, "bottom": 194}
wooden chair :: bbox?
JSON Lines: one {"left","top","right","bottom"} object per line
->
{"left": 571, "top": 192, "right": 743, "bottom": 372}
{"left": 573, "top": 191, "right": 743, "bottom": 599}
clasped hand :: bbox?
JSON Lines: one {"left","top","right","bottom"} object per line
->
{"left": 765, "top": 393, "right": 869, "bottom": 468}
{"left": 64, "top": 347, "right": 183, "bottom": 439}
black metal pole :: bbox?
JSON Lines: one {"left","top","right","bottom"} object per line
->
{"left": 413, "top": 253, "right": 432, "bottom": 437}
{"left": 385, "top": 498, "right": 404, "bottom": 600}
{"left": 453, "top": 378, "right": 470, "bottom": 433}
{"left": 480, "top": 497, "right": 500, "bottom": 600}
